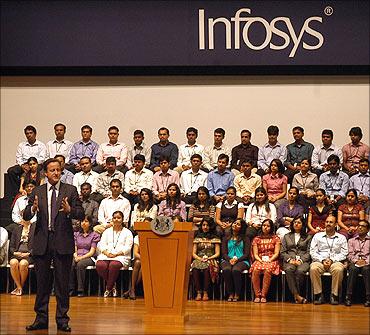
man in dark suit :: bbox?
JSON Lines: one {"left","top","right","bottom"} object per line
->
{"left": 24, "top": 158, "right": 84, "bottom": 332}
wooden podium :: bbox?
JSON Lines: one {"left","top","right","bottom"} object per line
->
{"left": 134, "top": 221, "right": 194, "bottom": 323}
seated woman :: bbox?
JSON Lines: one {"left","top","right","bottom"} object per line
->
{"left": 338, "top": 189, "right": 365, "bottom": 239}
{"left": 96, "top": 210, "right": 133, "bottom": 297}
{"left": 215, "top": 186, "right": 244, "bottom": 236}
{"left": 19, "top": 157, "right": 44, "bottom": 195}
{"left": 69, "top": 215, "right": 100, "bottom": 297}
{"left": 9, "top": 220, "right": 34, "bottom": 296}
{"left": 188, "top": 187, "right": 216, "bottom": 230}
{"left": 130, "top": 188, "right": 158, "bottom": 229}
{"left": 250, "top": 219, "right": 281, "bottom": 303}
{"left": 245, "top": 187, "right": 277, "bottom": 241}
{"left": 280, "top": 216, "right": 312, "bottom": 304}
{"left": 262, "top": 159, "right": 287, "bottom": 209}
{"left": 307, "top": 189, "right": 333, "bottom": 234}
{"left": 191, "top": 217, "right": 221, "bottom": 301}
{"left": 276, "top": 187, "right": 305, "bottom": 240}
{"left": 292, "top": 158, "right": 319, "bottom": 209}
{"left": 123, "top": 234, "right": 141, "bottom": 300}
{"left": 158, "top": 183, "right": 187, "bottom": 221}
{"left": 221, "top": 218, "right": 250, "bottom": 302}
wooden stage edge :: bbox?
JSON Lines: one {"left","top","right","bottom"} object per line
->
{"left": 1, "top": 294, "right": 369, "bottom": 334}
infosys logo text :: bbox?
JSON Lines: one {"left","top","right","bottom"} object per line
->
{"left": 198, "top": 8, "right": 325, "bottom": 57}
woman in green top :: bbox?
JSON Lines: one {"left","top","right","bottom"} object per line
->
{"left": 191, "top": 217, "right": 221, "bottom": 301}
{"left": 221, "top": 218, "right": 251, "bottom": 302}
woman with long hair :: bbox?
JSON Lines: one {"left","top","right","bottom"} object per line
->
{"left": 130, "top": 188, "right": 158, "bottom": 228}
{"left": 221, "top": 218, "right": 251, "bottom": 302}
{"left": 188, "top": 187, "right": 216, "bottom": 229}
{"left": 191, "top": 217, "right": 221, "bottom": 301}
{"left": 245, "top": 187, "right": 277, "bottom": 241}
{"left": 250, "top": 219, "right": 281, "bottom": 303}
{"left": 19, "top": 157, "right": 44, "bottom": 195}
{"left": 307, "top": 189, "right": 333, "bottom": 234}
{"left": 158, "top": 183, "right": 187, "bottom": 221}
{"left": 280, "top": 216, "right": 312, "bottom": 303}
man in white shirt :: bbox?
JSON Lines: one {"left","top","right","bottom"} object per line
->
{"left": 94, "top": 179, "right": 131, "bottom": 234}
{"left": 95, "top": 126, "right": 128, "bottom": 173}
{"left": 312, "top": 129, "right": 343, "bottom": 176}
{"left": 6, "top": 180, "right": 37, "bottom": 237}
{"left": 175, "top": 127, "right": 204, "bottom": 174}
{"left": 180, "top": 154, "right": 208, "bottom": 204}
{"left": 7, "top": 125, "right": 47, "bottom": 199}
{"left": 257, "top": 125, "right": 287, "bottom": 176}
{"left": 203, "top": 128, "right": 231, "bottom": 172}
{"left": 93, "top": 156, "right": 125, "bottom": 203}
{"left": 45, "top": 123, "right": 73, "bottom": 162}
{"left": 127, "top": 130, "right": 151, "bottom": 169}
{"left": 310, "top": 215, "right": 348, "bottom": 305}
{"left": 73, "top": 157, "right": 99, "bottom": 194}
{"left": 124, "top": 154, "right": 153, "bottom": 205}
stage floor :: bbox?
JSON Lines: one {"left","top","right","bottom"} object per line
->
{"left": 1, "top": 294, "right": 369, "bottom": 334}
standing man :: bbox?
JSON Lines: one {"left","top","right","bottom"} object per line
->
{"left": 203, "top": 128, "right": 231, "bottom": 172}
{"left": 150, "top": 127, "right": 178, "bottom": 172}
{"left": 231, "top": 130, "right": 259, "bottom": 175}
{"left": 309, "top": 215, "right": 348, "bottom": 305}
{"left": 24, "top": 158, "right": 84, "bottom": 331}
{"left": 7, "top": 125, "right": 47, "bottom": 199}
{"left": 45, "top": 123, "right": 73, "bottom": 162}
{"left": 311, "top": 129, "right": 343, "bottom": 176}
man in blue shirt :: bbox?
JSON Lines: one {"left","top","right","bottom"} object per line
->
{"left": 150, "top": 127, "right": 178, "bottom": 172}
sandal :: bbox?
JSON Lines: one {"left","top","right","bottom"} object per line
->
{"left": 103, "top": 290, "right": 111, "bottom": 298}
{"left": 195, "top": 292, "right": 202, "bottom": 301}
{"left": 112, "top": 288, "right": 118, "bottom": 297}
{"left": 10, "top": 288, "right": 18, "bottom": 295}
{"left": 122, "top": 290, "right": 130, "bottom": 299}
{"left": 260, "top": 297, "right": 267, "bottom": 303}
{"left": 129, "top": 291, "right": 136, "bottom": 300}
{"left": 15, "top": 288, "right": 22, "bottom": 296}
{"left": 202, "top": 293, "right": 209, "bottom": 301}
{"left": 233, "top": 296, "right": 240, "bottom": 302}
{"left": 254, "top": 297, "right": 261, "bottom": 303}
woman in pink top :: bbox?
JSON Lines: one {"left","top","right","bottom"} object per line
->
{"left": 262, "top": 159, "right": 288, "bottom": 209}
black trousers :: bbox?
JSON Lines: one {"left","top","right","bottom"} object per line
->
{"left": 69, "top": 258, "right": 95, "bottom": 292}
{"left": 221, "top": 260, "right": 249, "bottom": 297}
{"left": 33, "top": 232, "right": 73, "bottom": 326}
{"left": 346, "top": 263, "right": 370, "bottom": 297}
{"left": 6, "top": 164, "right": 23, "bottom": 199}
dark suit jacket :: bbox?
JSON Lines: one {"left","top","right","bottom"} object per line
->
{"left": 280, "top": 232, "right": 312, "bottom": 264}
{"left": 24, "top": 182, "right": 84, "bottom": 256}
{"left": 9, "top": 223, "right": 35, "bottom": 259}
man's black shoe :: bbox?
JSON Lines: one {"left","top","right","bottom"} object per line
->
{"left": 330, "top": 294, "right": 339, "bottom": 305}
{"left": 26, "top": 322, "right": 48, "bottom": 331}
{"left": 364, "top": 299, "right": 370, "bottom": 307}
{"left": 57, "top": 324, "right": 71, "bottom": 332}
{"left": 344, "top": 296, "right": 352, "bottom": 307}
{"left": 313, "top": 294, "right": 323, "bottom": 305}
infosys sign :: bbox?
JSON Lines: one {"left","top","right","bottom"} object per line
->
{"left": 1, "top": 0, "right": 369, "bottom": 74}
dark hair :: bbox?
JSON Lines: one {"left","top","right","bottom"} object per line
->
{"left": 195, "top": 217, "right": 218, "bottom": 239}
{"left": 27, "top": 157, "right": 38, "bottom": 165}
{"left": 292, "top": 126, "right": 304, "bottom": 133}
{"left": 166, "top": 183, "right": 182, "bottom": 209}
{"left": 270, "top": 158, "right": 285, "bottom": 175}
{"left": 193, "top": 186, "right": 212, "bottom": 210}
{"left": 80, "top": 182, "right": 92, "bottom": 190}
{"left": 288, "top": 186, "right": 300, "bottom": 196}
{"left": 172, "top": 215, "right": 183, "bottom": 222}
{"left": 289, "top": 215, "right": 308, "bottom": 238}
{"left": 240, "top": 159, "right": 254, "bottom": 166}
{"left": 134, "top": 154, "right": 145, "bottom": 163}
{"left": 300, "top": 158, "right": 312, "bottom": 166}
{"left": 322, "top": 129, "right": 333, "bottom": 138}
{"left": 218, "top": 153, "right": 229, "bottom": 164}
{"left": 267, "top": 125, "right": 279, "bottom": 135}
{"left": 79, "top": 215, "right": 94, "bottom": 233}
{"left": 134, "top": 129, "right": 144, "bottom": 137}
{"left": 54, "top": 154, "right": 66, "bottom": 162}
{"left": 159, "top": 155, "right": 170, "bottom": 164}
{"left": 214, "top": 128, "right": 225, "bottom": 137}
{"left": 108, "top": 126, "right": 119, "bottom": 132}
{"left": 226, "top": 186, "right": 237, "bottom": 195}
{"left": 158, "top": 127, "right": 169, "bottom": 135}
{"left": 54, "top": 123, "right": 66, "bottom": 131}
{"left": 253, "top": 187, "right": 270, "bottom": 214}
{"left": 345, "top": 188, "right": 358, "bottom": 201}
{"left": 349, "top": 126, "right": 363, "bottom": 139}
{"left": 110, "top": 178, "right": 122, "bottom": 188}
{"left": 43, "top": 158, "right": 61, "bottom": 172}
{"left": 228, "top": 218, "right": 247, "bottom": 244}
{"left": 241, "top": 129, "right": 251, "bottom": 137}
{"left": 81, "top": 125, "right": 92, "bottom": 132}
{"left": 359, "top": 158, "right": 369, "bottom": 165}
{"left": 138, "top": 188, "right": 154, "bottom": 212}
{"left": 191, "top": 153, "right": 202, "bottom": 161}
{"left": 24, "top": 125, "right": 37, "bottom": 134}
{"left": 112, "top": 210, "right": 124, "bottom": 221}
{"left": 105, "top": 156, "right": 117, "bottom": 165}
{"left": 327, "top": 154, "right": 340, "bottom": 165}
{"left": 259, "top": 219, "right": 274, "bottom": 236}
{"left": 79, "top": 156, "right": 91, "bottom": 163}
{"left": 315, "top": 188, "right": 329, "bottom": 206}
{"left": 358, "top": 220, "right": 370, "bottom": 230}
{"left": 22, "top": 179, "right": 37, "bottom": 188}
{"left": 186, "top": 127, "right": 198, "bottom": 136}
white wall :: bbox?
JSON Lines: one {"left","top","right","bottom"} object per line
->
{"left": 1, "top": 75, "right": 369, "bottom": 197}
